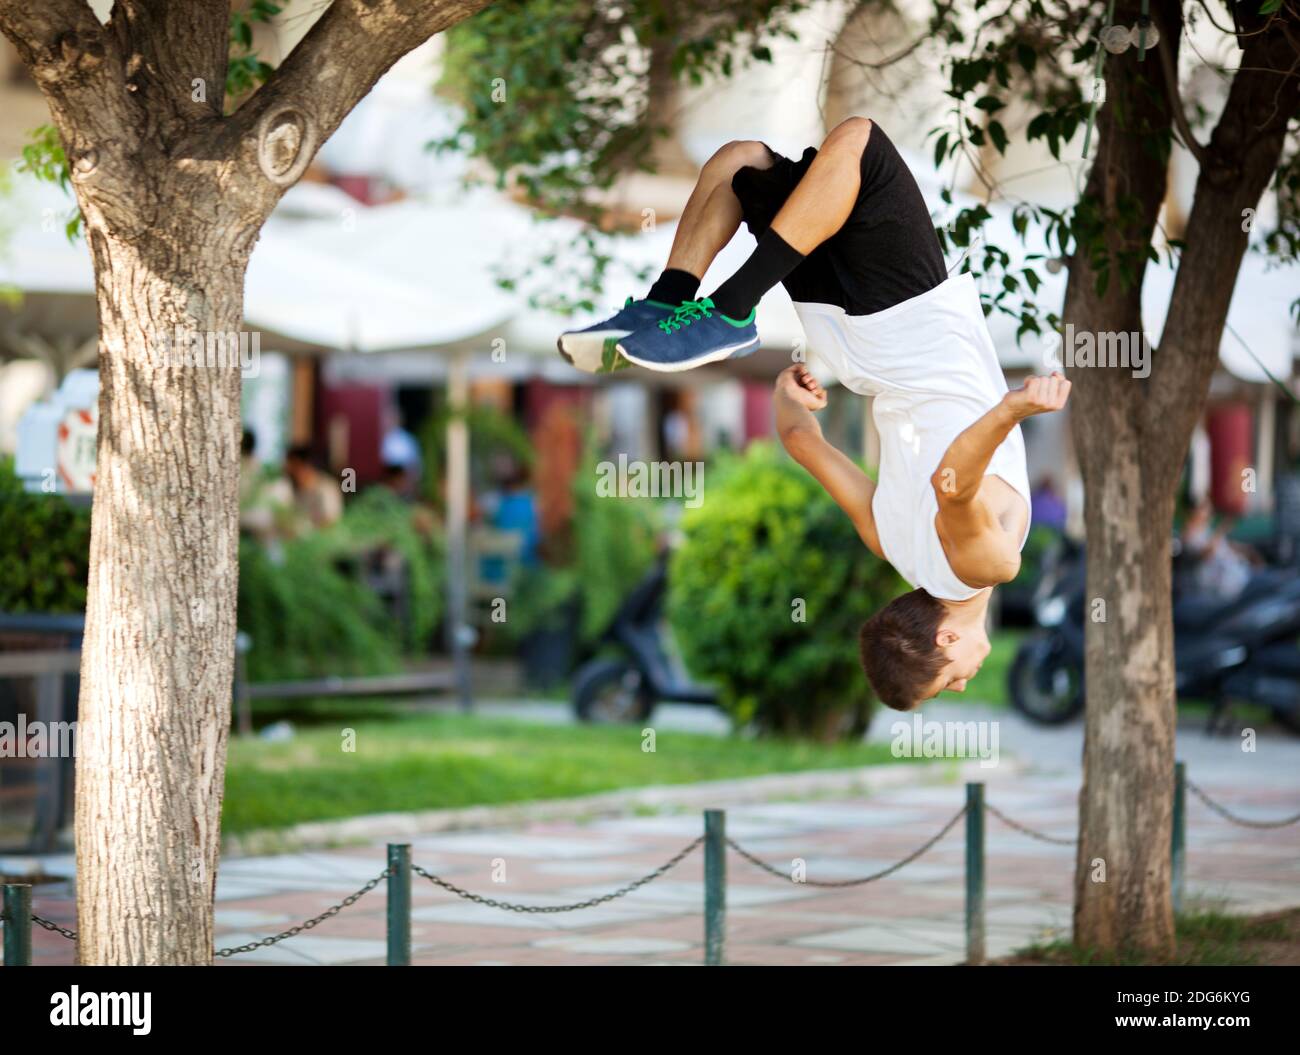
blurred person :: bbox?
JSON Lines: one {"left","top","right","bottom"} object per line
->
{"left": 239, "top": 427, "right": 293, "bottom": 542}
{"left": 381, "top": 405, "right": 422, "bottom": 497}
{"left": 284, "top": 445, "right": 344, "bottom": 530}
{"left": 377, "top": 462, "right": 413, "bottom": 498}
{"left": 1181, "top": 499, "right": 1258, "bottom": 601}
{"left": 1030, "top": 474, "right": 1068, "bottom": 531}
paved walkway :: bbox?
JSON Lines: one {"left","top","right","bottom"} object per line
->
{"left": 12, "top": 702, "right": 1300, "bottom": 965}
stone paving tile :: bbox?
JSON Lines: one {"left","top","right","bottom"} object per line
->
{"left": 407, "top": 832, "right": 642, "bottom": 857}
{"left": 219, "top": 931, "right": 389, "bottom": 966}
{"left": 409, "top": 895, "right": 684, "bottom": 931}
{"left": 214, "top": 908, "right": 295, "bottom": 928}
{"left": 556, "top": 878, "right": 821, "bottom": 909}
{"left": 219, "top": 852, "right": 393, "bottom": 883}
{"left": 532, "top": 934, "right": 693, "bottom": 956}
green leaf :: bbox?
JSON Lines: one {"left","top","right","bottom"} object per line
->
{"left": 989, "top": 120, "right": 1008, "bottom": 154}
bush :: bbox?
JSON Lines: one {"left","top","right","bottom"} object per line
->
{"left": 237, "top": 534, "right": 399, "bottom": 682}
{"left": 667, "top": 442, "right": 906, "bottom": 740}
{"left": 0, "top": 456, "right": 91, "bottom": 614}
{"left": 236, "top": 489, "right": 445, "bottom": 682}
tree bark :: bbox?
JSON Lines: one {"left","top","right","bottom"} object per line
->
{"left": 1070, "top": 0, "right": 1300, "bottom": 956}
{"left": 75, "top": 221, "right": 249, "bottom": 965}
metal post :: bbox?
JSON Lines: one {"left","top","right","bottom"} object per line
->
{"left": 703, "top": 809, "right": 726, "bottom": 966}
{"left": 965, "top": 783, "right": 985, "bottom": 965}
{"left": 1171, "top": 761, "right": 1186, "bottom": 916}
{"left": 3, "top": 884, "right": 32, "bottom": 966}
{"left": 387, "top": 844, "right": 411, "bottom": 966}
{"left": 446, "top": 349, "right": 473, "bottom": 711}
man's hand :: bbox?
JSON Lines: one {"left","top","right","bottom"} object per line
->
{"left": 776, "top": 364, "right": 828, "bottom": 411}
{"left": 1001, "top": 371, "right": 1071, "bottom": 422}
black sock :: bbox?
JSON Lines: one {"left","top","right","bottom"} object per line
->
{"left": 645, "top": 268, "right": 700, "bottom": 305}
{"left": 708, "top": 230, "right": 805, "bottom": 319}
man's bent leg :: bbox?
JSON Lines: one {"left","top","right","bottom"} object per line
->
{"left": 770, "top": 117, "right": 872, "bottom": 254}
{"left": 656, "top": 139, "right": 774, "bottom": 289}
{"left": 707, "top": 117, "right": 872, "bottom": 320}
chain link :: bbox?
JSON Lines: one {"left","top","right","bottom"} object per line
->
{"left": 1188, "top": 781, "right": 1300, "bottom": 830}
{"left": 985, "top": 802, "right": 1078, "bottom": 846}
{"left": 410, "top": 837, "right": 704, "bottom": 912}
{"left": 31, "top": 913, "right": 78, "bottom": 941}
{"left": 213, "top": 868, "right": 390, "bottom": 957}
{"left": 727, "top": 803, "right": 969, "bottom": 887}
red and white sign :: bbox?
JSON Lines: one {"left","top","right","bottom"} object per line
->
{"left": 57, "top": 406, "right": 97, "bottom": 493}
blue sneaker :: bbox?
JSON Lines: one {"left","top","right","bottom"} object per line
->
{"left": 616, "top": 298, "right": 759, "bottom": 372}
{"left": 557, "top": 297, "right": 677, "bottom": 373}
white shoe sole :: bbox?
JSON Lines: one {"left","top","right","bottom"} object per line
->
{"left": 615, "top": 335, "right": 760, "bottom": 373}
{"left": 557, "top": 329, "right": 630, "bottom": 373}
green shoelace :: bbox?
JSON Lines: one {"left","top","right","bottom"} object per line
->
{"left": 657, "top": 298, "right": 716, "bottom": 334}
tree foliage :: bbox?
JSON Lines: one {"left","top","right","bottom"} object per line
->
{"left": 438, "top": 1, "right": 1300, "bottom": 328}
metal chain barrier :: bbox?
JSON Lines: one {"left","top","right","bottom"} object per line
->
{"left": 15, "top": 868, "right": 392, "bottom": 954}
{"left": 213, "top": 867, "right": 391, "bottom": 957}
{"left": 727, "top": 803, "right": 968, "bottom": 887}
{"left": 410, "top": 836, "right": 704, "bottom": 913}
{"left": 985, "top": 802, "right": 1078, "bottom": 846}
{"left": 1188, "top": 781, "right": 1300, "bottom": 830}
{"left": 12, "top": 778, "right": 1297, "bottom": 961}
{"left": 31, "top": 913, "right": 78, "bottom": 941}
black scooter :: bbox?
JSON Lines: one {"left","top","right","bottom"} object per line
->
{"left": 1009, "top": 536, "right": 1300, "bottom": 734}
{"left": 571, "top": 554, "right": 718, "bottom": 723}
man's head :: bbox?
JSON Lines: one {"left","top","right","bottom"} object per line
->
{"left": 858, "top": 588, "right": 992, "bottom": 710}
{"left": 284, "top": 445, "right": 317, "bottom": 489}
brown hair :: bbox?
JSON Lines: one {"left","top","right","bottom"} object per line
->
{"left": 858, "top": 589, "right": 948, "bottom": 710}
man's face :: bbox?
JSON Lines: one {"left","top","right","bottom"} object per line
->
{"left": 923, "top": 625, "right": 991, "bottom": 698}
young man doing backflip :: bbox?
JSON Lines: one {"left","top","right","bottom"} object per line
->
{"left": 558, "top": 118, "right": 1070, "bottom": 709}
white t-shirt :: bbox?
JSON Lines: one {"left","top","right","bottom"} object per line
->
{"left": 793, "top": 272, "right": 1031, "bottom": 601}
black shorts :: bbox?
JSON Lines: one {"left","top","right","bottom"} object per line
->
{"left": 729, "top": 123, "right": 947, "bottom": 315}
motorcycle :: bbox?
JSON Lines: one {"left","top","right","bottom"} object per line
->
{"left": 1008, "top": 535, "right": 1300, "bottom": 734}
{"left": 571, "top": 553, "right": 717, "bottom": 723}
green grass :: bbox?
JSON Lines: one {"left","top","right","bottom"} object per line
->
{"left": 223, "top": 711, "right": 919, "bottom": 834}
{"left": 1014, "top": 910, "right": 1292, "bottom": 966}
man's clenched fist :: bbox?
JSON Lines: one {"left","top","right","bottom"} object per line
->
{"left": 1001, "top": 371, "right": 1071, "bottom": 422}
{"left": 776, "top": 364, "right": 828, "bottom": 411}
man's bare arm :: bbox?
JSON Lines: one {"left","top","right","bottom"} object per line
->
{"left": 932, "top": 372, "right": 1071, "bottom": 578}
{"left": 774, "top": 366, "right": 883, "bottom": 557}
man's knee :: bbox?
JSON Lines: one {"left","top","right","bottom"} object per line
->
{"left": 703, "top": 139, "right": 772, "bottom": 178}
{"left": 821, "top": 116, "right": 873, "bottom": 156}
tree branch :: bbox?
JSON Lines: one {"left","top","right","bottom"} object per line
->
{"left": 1151, "top": 4, "right": 1300, "bottom": 430}
{"left": 0, "top": 0, "right": 141, "bottom": 174}
{"left": 1155, "top": 22, "right": 1210, "bottom": 168}
{"left": 0, "top": 0, "right": 128, "bottom": 124}
{"left": 112, "top": 1, "right": 230, "bottom": 124}
{"left": 218, "top": 0, "right": 494, "bottom": 194}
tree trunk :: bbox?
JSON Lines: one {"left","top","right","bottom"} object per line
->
{"left": 74, "top": 223, "right": 249, "bottom": 964}
{"left": 1068, "top": 0, "right": 1181, "bottom": 958}
{"left": 1070, "top": 0, "right": 1299, "bottom": 957}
